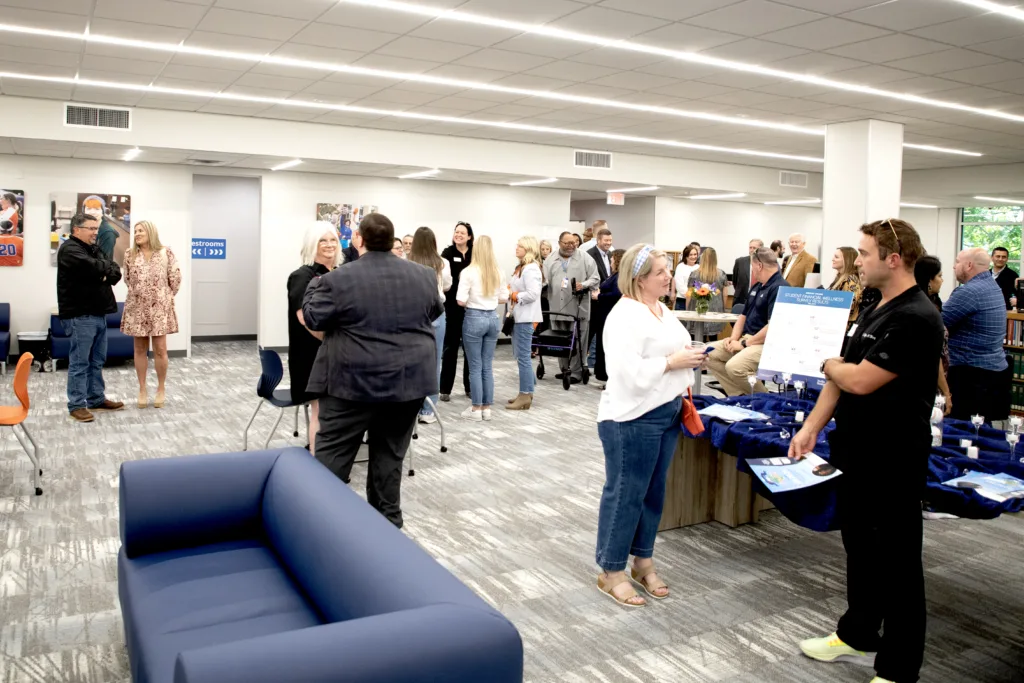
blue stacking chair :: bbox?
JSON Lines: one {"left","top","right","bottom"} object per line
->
{"left": 242, "top": 348, "right": 309, "bottom": 450}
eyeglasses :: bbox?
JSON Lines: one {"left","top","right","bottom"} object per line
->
{"left": 559, "top": 240, "right": 576, "bottom": 247}
{"left": 882, "top": 218, "right": 902, "bottom": 256}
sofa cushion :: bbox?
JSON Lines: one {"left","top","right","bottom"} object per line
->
{"left": 119, "top": 538, "right": 321, "bottom": 683}
{"left": 0, "top": 330, "right": 9, "bottom": 357}
{"left": 107, "top": 302, "right": 124, "bottom": 327}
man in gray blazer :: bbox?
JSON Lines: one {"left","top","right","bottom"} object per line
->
{"left": 303, "top": 212, "right": 444, "bottom": 528}
{"left": 731, "top": 238, "right": 763, "bottom": 308}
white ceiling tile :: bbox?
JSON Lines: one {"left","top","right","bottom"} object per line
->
{"left": 89, "top": 18, "right": 191, "bottom": 44}
{"left": 829, "top": 64, "right": 919, "bottom": 86}
{"left": 597, "top": 0, "right": 745, "bottom": 21}
{"left": 840, "top": 0, "right": 981, "bottom": 31}
{"left": 349, "top": 53, "right": 445, "bottom": 75}
{"left": 0, "top": 84, "right": 74, "bottom": 100}
{"left": 269, "top": 43, "right": 365, "bottom": 65}
{"left": 493, "top": 33, "right": 592, "bottom": 59}
{"left": 969, "top": 36, "right": 1024, "bottom": 61}
{"left": 360, "top": 86, "right": 444, "bottom": 105}
{"left": 94, "top": 0, "right": 206, "bottom": 29}
{"left": 76, "top": 69, "right": 153, "bottom": 84}
{"left": 771, "top": 0, "right": 890, "bottom": 12}
{"left": 426, "top": 63, "right": 515, "bottom": 83}
{"left": 684, "top": 0, "right": 824, "bottom": 37}
{"left": 0, "top": 0, "right": 92, "bottom": 11}
{"left": 160, "top": 63, "right": 247, "bottom": 85}
{"left": 699, "top": 38, "right": 807, "bottom": 62}
{"left": 766, "top": 52, "right": 866, "bottom": 74}
{"left": 987, "top": 79, "right": 1024, "bottom": 96}
{"left": 315, "top": 4, "right": 432, "bottom": 32}
{"left": 196, "top": 8, "right": 307, "bottom": 41}
{"left": 565, "top": 48, "right": 665, "bottom": 70}
{"left": 254, "top": 106, "right": 323, "bottom": 121}
{"left": 135, "top": 94, "right": 206, "bottom": 110}
{"left": 878, "top": 75, "right": 966, "bottom": 95}
{"left": 490, "top": 73, "right": 576, "bottom": 90}
{"left": 882, "top": 48, "right": 1003, "bottom": 76}
{"left": 290, "top": 24, "right": 400, "bottom": 51}
{"left": 223, "top": 84, "right": 298, "bottom": 99}
{"left": 941, "top": 62, "right": 1024, "bottom": 86}
{"left": 71, "top": 89, "right": 144, "bottom": 107}
{"left": 525, "top": 60, "right": 620, "bottom": 82}
{"left": 827, "top": 34, "right": 950, "bottom": 63}
{"left": 0, "top": 60, "right": 76, "bottom": 78}
{"left": 752, "top": 80, "right": 831, "bottom": 97}
{"left": 635, "top": 23, "right": 743, "bottom": 51}
{"left": 648, "top": 81, "right": 737, "bottom": 99}
{"left": 199, "top": 102, "right": 275, "bottom": 115}
{"left": 232, "top": 73, "right": 318, "bottom": 92}
{"left": 421, "top": 96, "right": 499, "bottom": 112}
{"left": 0, "top": 45, "right": 80, "bottom": 69}
{"left": 584, "top": 70, "right": 678, "bottom": 91}
{"left": 298, "top": 81, "right": 386, "bottom": 100}
{"left": 547, "top": 6, "right": 672, "bottom": 39}
{"left": 311, "top": 111, "right": 386, "bottom": 125}
{"left": 910, "top": 15, "right": 1024, "bottom": 46}
{"left": 553, "top": 82, "right": 635, "bottom": 99}
{"left": 759, "top": 17, "right": 890, "bottom": 51}
{"left": 457, "top": 0, "right": 586, "bottom": 23}
{"left": 375, "top": 36, "right": 480, "bottom": 62}
{"left": 184, "top": 31, "right": 283, "bottom": 55}
{"left": 213, "top": 0, "right": 337, "bottom": 21}
{"left": 695, "top": 71, "right": 782, "bottom": 89}
{"left": 343, "top": 97, "right": 415, "bottom": 112}
{"left": 453, "top": 49, "right": 553, "bottom": 73}
{"left": 478, "top": 102, "right": 555, "bottom": 118}
{"left": 80, "top": 54, "right": 167, "bottom": 77}
{"left": 701, "top": 89, "right": 787, "bottom": 106}
{"left": 407, "top": 20, "right": 522, "bottom": 48}
{"left": 633, "top": 60, "right": 719, "bottom": 80}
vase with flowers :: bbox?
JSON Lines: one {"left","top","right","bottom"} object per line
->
{"left": 690, "top": 281, "right": 717, "bottom": 316}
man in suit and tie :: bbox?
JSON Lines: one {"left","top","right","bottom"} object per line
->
{"left": 303, "top": 212, "right": 444, "bottom": 528}
{"left": 781, "top": 233, "right": 817, "bottom": 287}
{"left": 731, "top": 238, "right": 764, "bottom": 308}
{"left": 586, "top": 227, "right": 614, "bottom": 367}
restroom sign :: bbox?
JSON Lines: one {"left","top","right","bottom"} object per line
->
{"left": 192, "top": 238, "right": 226, "bottom": 259}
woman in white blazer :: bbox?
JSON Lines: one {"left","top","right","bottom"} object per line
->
{"left": 507, "top": 236, "right": 544, "bottom": 410}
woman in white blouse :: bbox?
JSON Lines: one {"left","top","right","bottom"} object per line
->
{"left": 596, "top": 243, "right": 706, "bottom": 608}
{"left": 456, "top": 235, "right": 508, "bottom": 421}
{"left": 507, "top": 236, "right": 543, "bottom": 411}
{"left": 408, "top": 227, "right": 452, "bottom": 424}
{"left": 673, "top": 244, "right": 699, "bottom": 310}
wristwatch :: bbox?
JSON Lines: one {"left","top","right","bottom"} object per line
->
{"left": 819, "top": 359, "right": 828, "bottom": 374}
{"left": 741, "top": 339, "right": 747, "bottom": 349}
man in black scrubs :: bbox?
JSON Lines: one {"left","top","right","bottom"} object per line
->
{"left": 790, "top": 218, "right": 943, "bottom": 683}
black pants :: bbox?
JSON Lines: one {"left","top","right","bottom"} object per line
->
{"left": 315, "top": 396, "right": 421, "bottom": 528}
{"left": 440, "top": 304, "right": 470, "bottom": 395}
{"left": 835, "top": 477, "right": 926, "bottom": 683}
{"left": 948, "top": 364, "right": 1010, "bottom": 421}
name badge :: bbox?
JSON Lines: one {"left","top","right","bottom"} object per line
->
{"left": 847, "top": 323, "right": 858, "bottom": 338}
{"left": 453, "top": 257, "right": 462, "bottom": 263}
{"left": 562, "top": 277, "right": 569, "bottom": 290}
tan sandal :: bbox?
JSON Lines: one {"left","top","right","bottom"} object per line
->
{"left": 631, "top": 563, "right": 669, "bottom": 600}
{"left": 597, "top": 573, "right": 646, "bottom": 608}
{"left": 154, "top": 391, "right": 165, "bottom": 409}
{"left": 137, "top": 391, "right": 148, "bottom": 409}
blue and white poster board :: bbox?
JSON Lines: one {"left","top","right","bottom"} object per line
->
{"left": 192, "top": 238, "right": 226, "bottom": 259}
{"left": 757, "top": 288, "right": 853, "bottom": 388}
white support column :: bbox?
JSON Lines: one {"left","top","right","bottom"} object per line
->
{"left": 821, "top": 120, "right": 904, "bottom": 267}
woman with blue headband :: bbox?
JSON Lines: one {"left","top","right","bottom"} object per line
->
{"left": 594, "top": 243, "right": 706, "bottom": 607}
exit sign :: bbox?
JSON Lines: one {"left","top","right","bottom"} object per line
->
{"left": 607, "top": 192, "right": 625, "bottom": 206}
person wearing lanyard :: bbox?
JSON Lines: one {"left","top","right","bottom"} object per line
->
{"left": 789, "top": 218, "right": 943, "bottom": 683}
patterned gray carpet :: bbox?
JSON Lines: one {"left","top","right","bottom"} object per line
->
{"left": 0, "top": 341, "right": 1022, "bottom": 683}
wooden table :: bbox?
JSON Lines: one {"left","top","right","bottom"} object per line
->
{"left": 659, "top": 434, "right": 774, "bottom": 531}
{"left": 671, "top": 310, "right": 741, "bottom": 394}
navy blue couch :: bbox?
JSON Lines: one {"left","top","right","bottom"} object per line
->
{"left": 118, "top": 448, "right": 523, "bottom": 683}
{"left": 50, "top": 302, "right": 134, "bottom": 363}
{"left": 0, "top": 303, "right": 9, "bottom": 372}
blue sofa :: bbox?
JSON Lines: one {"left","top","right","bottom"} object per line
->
{"left": 0, "top": 303, "right": 9, "bottom": 372}
{"left": 118, "top": 448, "right": 523, "bottom": 683}
{"left": 50, "top": 302, "right": 134, "bottom": 363}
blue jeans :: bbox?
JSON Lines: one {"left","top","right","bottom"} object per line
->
{"left": 421, "top": 312, "right": 446, "bottom": 416}
{"left": 512, "top": 322, "right": 535, "bottom": 394}
{"left": 588, "top": 335, "right": 597, "bottom": 368}
{"left": 61, "top": 315, "right": 108, "bottom": 413}
{"left": 595, "top": 397, "right": 682, "bottom": 572}
{"left": 462, "top": 309, "right": 499, "bottom": 407}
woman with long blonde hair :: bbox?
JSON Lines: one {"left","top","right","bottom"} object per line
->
{"left": 829, "top": 246, "right": 862, "bottom": 323}
{"left": 507, "top": 236, "right": 543, "bottom": 410}
{"left": 684, "top": 246, "right": 729, "bottom": 340}
{"left": 121, "top": 221, "right": 182, "bottom": 408}
{"left": 456, "top": 235, "right": 507, "bottom": 420}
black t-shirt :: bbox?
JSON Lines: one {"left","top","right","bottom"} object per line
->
{"left": 441, "top": 243, "right": 472, "bottom": 309}
{"left": 831, "top": 285, "right": 944, "bottom": 482}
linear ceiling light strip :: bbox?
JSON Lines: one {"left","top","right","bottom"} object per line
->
{"left": 0, "top": 71, "right": 825, "bottom": 163}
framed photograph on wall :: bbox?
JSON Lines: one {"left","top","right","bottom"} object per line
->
{"left": 316, "top": 203, "right": 378, "bottom": 248}
{"left": 50, "top": 193, "right": 132, "bottom": 266}
{"left": 0, "top": 189, "right": 25, "bottom": 266}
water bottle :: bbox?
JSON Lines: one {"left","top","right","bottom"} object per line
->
{"left": 931, "top": 394, "right": 945, "bottom": 447}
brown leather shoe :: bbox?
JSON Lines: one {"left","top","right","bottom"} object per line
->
{"left": 91, "top": 400, "right": 124, "bottom": 412}
{"left": 70, "top": 408, "right": 94, "bottom": 422}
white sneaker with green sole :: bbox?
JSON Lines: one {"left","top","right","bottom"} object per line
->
{"left": 799, "top": 632, "right": 876, "bottom": 667}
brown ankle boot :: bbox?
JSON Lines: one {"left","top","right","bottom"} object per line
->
{"left": 506, "top": 393, "right": 533, "bottom": 410}
{"left": 507, "top": 394, "right": 522, "bottom": 404}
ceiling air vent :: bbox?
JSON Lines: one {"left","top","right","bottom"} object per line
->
{"left": 575, "top": 149, "right": 612, "bottom": 169}
{"left": 779, "top": 170, "right": 808, "bottom": 188}
{"left": 185, "top": 159, "right": 230, "bottom": 167}
{"left": 64, "top": 103, "right": 132, "bottom": 131}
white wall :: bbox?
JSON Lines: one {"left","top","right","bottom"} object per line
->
{"left": 258, "top": 174, "right": 571, "bottom": 349}
{"left": 0, "top": 155, "right": 191, "bottom": 354}
{"left": 901, "top": 207, "right": 959, "bottom": 300}
{"left": 654, "top": 197, "right": 823, "bottom": 271}
{"left": 570, "top": 197, "right": 656, "bottom": 247}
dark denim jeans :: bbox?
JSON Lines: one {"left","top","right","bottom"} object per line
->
{"left": 421, "top": 312, "right": 446, "bottom": 416}
{"left": 462, "top": 308, "right": 499, "bottom": 407}
{"left": 595, "top": 397, "right": 682, "bottom": 572}
{"left": 61, "top": 315, "right": 108, "bottom": 413}
{"left": 512, "top": 322, "right": 535, "bottom": 394}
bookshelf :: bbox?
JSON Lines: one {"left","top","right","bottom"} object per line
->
{"left": 1006, "top": 312, "right": 1024, "bottom": 414}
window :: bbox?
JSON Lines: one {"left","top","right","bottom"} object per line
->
{"left": 960, "top": 205, "right": 1023, "bottom": 273}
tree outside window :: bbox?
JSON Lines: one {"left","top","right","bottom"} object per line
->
{"left": 961, "top": 206, "right": 1023, "bottom": 272}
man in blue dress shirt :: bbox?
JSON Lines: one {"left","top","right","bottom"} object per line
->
{"left": 943, "top": 247, "right": 1009, "bottom": 421}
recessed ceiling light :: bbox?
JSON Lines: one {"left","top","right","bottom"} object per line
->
{"left": 510, "top": 177, "right": 558, "bottom": 186}
{"left": 764, "top": 198, "right": 821, "bottom": 205}
{"left": 900, "top": 202, "right": 938, "bottom": 208}
{"left": 607, "top": 186, "right": 659, "bottom": 193}
{"left": 0, "top": 71, "right": 828, "bottom": 164}
{"left": 398, "top": 168, "right": 441, "bottom": 179}
{"left": 337, "top": 0, "right": 1024, "bottom": 126}
{"left": 688, "top": 193, "right": 747, "bottom": 200}
{"left": 949, "top": 0, "right": 1024, "bottom": 21}
{"left": 123, "top": 148, "right": 141, "bottom": 162}
{"left": 270, "top": 159, "right": 303, "bottom": 171}
{"left": 975, "top": 195, "right": 1024, "bottom": 204}
{"left": 903, "top": 143, "right": 982, "bottom": 157}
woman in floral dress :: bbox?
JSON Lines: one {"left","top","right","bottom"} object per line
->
{"left": 121, "top": 221, "right": 181, "bottom": 409}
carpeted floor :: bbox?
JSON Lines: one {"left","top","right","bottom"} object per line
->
{"left": 0, "top": 341, "right": 1022, "bottom": 682}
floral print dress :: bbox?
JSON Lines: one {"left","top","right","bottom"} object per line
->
{"left": 121, "top": 247, "right": 181, "bottom": 337}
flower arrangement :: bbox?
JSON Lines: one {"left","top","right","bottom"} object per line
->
{"left": 689, "top": 281, "right": 718, "bottom": 315}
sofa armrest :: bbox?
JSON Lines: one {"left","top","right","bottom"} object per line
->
{"left": 120, "top": 450, "right": 281, "bottom": 558}
{"left": 174, "top": 603, "right": 523, "bottom": 683}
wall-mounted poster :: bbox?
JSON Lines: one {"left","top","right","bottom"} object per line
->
{"left": 50, "top": 193, "right": 132, "bottom": 266}
{"left": 0, "top": 189, "right": 25, "bottom": 266}
{"left": 315, "top": 203, "right": 379, "bottom": 248}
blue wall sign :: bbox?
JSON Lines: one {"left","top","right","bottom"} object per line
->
{"left": 192, "top": 238, "right": 226, "bottom": 259}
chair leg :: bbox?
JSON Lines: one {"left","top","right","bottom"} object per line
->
{"left": 304, "top": 403, "right": 311, "bottom": 444}
{"left": 423, "top": 396, "right": 447, "bottom": 453}
{"left": 293, "top": 406, "right": 299, "bottom": 437}
{"left": 265, "top": 408, "right": 285, "bottom": 449}
{"left": 407, "top": 433, "right": 415, "bottom": 476}
{"left": 11, "top": 425, "right": 41, "bottom": 495}
{"left": 0, "top": 361, "right": 5, "bottom": 375}
{"left": 242, "top": 401, "right": 263, "bottom": 451}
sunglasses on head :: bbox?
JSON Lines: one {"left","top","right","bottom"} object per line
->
{"left": 456, "top": 221, "right": 472, "bottom": 230}
{"left": 881, "top": 218, "right": 902, "bottom": 256}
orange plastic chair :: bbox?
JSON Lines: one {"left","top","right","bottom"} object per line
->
{"left": 0, "top": 353, "right": 41, "bottom": 495}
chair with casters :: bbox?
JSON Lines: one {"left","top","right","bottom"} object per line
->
{"left": 242, "top": 348, "right": 309, "bottom": 451}
{"left": 0, "top": 353, "right": 42, "bottom": 495}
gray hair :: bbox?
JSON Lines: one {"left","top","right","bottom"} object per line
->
{"left": 749, "top": 238, "right": 764, "bottom": 247}
{"left": 752, "top": 246, "right": 780, "bottom": 268}
{"left": 301, "top": 221, "right": 342, "bottom": 268}
{"left": 788, "top": 233, "right": 806, "bottom": 244}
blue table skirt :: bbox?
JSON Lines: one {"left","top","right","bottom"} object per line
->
{"left": 688, "top": 393, "right": 1024, "bottom": 532}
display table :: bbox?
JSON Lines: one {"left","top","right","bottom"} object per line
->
{"left": 671, "top": 310, "right": 740, "bottom": 394}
